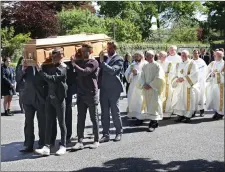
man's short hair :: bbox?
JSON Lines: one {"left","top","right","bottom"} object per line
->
{"left": 169, "top": 45, "right": 177, "bottom": 51}
{"left": 159, "top": 51, "right": 167, "bottom": 56}
{"left": 182, "top": 50, "right": 190, "bottom": 56}
{"left": 134, "top": 51, "right": 144, "bottom": 58}
{"left": 193, "top": 49, "right": 199, "bottom": 53}
{"left": 145, "top": 50, "right": 155, "bottom": 57}
{"left": 52, "top": 47, "right": 64, "bottom": 56}
{"left": 107, "top": 41, "right": 118, "bottom": 49}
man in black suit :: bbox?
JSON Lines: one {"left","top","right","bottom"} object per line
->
{"left": 35, "top": 48, "right": 68, "bottom": 156}
{"left": 199, "top": 48, "right": 211, "bottom": 65}
{"left": 99, "top": 41, "right": 124, "bottom": 143}
{"left": 19, "top": 60, "right": 48, "bottom": 153}
{"left": 65, "top": 59, "right": 77, "bottom": 143}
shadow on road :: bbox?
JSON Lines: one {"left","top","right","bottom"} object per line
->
{"left": 73, "top": 157, "right": 224, "bottom": 172}
{"left": 1, "top": 141, "right": 42, "bottom": 162}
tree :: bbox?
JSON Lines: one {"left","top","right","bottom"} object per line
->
{"left": 203, "top": 1, "right": 225, "bottom": 43}
{"left": 1, "top": 1, "right": 59, "bottom": 38}
{"left": 57, "top": 9, "right": 107, "bottom": 35}
{"left": 1, "top": 27, "right": 31, "bottom": 61}
{"left": 105, "top": 18, "right": 142, "bottom": 43}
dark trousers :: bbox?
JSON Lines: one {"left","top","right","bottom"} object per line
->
{"left": 65, "top": 86, "right": 73, "bottom": 141}
{"left": 100, "top": 90, "right": 123, "bottom": 136}
{"left": 23, "top": 103, "right": 45, "bottom": 148}
{"left": 45, "top": 97, "right": 67, "bottom": 147}
{"left": 77, "top": 96, "right": 99, "bottom": 142}
{"left": 123, "top": 77, "right": 130, "bottom": 95}
{"left": 19, "top": 91, "right": 24, "bottom": 112}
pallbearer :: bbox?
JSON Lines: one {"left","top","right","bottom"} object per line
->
{"left": 137, "top": 50, "right": 165, "bottom": 132}
{"left": 124, "top": 51, "right": 148, "bottom": 124}
{"left": 172, "top": 50, "right": 199, "bottom": 123}
{"left": 206, "top": 50, "right": 224, "bottom": 120}
{"left": 192, "top": 49, "right": 207, "bottom": 117}
{"left": 158, "top": 51, "right": 175, "bottom": 118}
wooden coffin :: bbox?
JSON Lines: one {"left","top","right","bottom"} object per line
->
{"left": 23, "top": 33, "right": 111, "bottom": 66}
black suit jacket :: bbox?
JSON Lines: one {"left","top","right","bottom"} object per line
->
{"left": 19, "top": 66, "right": 48, "bottom": 105}
{"left": 39, "top": 62, "right": 68, "bottom": 103}
{"left": 199, "top": 54, "right": 210, "bottom": 65}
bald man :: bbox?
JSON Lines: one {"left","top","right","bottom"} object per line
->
{"left": 206, "top": 50, "right": 224, "bottom": 120}
{"left": 171, "top": 50, "right": 199, "bottom": 123}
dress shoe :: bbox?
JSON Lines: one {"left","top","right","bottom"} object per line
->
{"left": 183, "top": 117, "right": 191, "bottom": 123}
{"left": 215, "top": 114, "right": 224, "bottom": 120}
{"left": 72, "top": 142, "right": 84, "bottom": 150}
{"left": 148, "top": 120, "right": 159, "bottom": 132}
{"left": 90, "top": 142, "right": 99, "bottom": 149}
{"left": 35, "top": 146, "right": 50, "bottom": 156}
{"left": 212, "top": 113, "right": 219, "bottom": 120}
{"left": 192, "top": 111, "right": 196, "bottom": 118}
{"left": 135, "top": 120, "right": 144, "bottom": 126}
{"left": 200, "top": 109, "right": 205, "bottom": 117}
{"left": 99, "top": 135, "right": 110, "bottom": 143}
{"left": 114, "top": 134, "right": 122, "bottom": 142}
{"left": 56, "top": 146, "right": 66, "bottom": 156}
{"left": 175, "top": 116, "right": 185, "bottom": 122}
{"left": 20, "top": 147, "right": 33, "bottom": 153}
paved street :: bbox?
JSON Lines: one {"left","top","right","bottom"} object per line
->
{"left": 1, "top": 95, "right": 224, "bottom": 172}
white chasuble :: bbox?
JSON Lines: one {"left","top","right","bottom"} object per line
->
{"left": 193, "top": 58, "right": 207, "bottom": 110}
{"left": 171, "top": 59, "right": 199, "bottom": 118}
{"left": 158, "top": 60, "right": 175, "bottom": 117}
{"left": 137, "top": 61, "right": 165, "bottom": 120}
{"left": 205, "top": 60, "right": 224, "bottom": 115}
{"left": 125, "top": 60, "right": 148, "bottom": 118}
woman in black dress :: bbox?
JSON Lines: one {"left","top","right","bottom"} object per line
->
{"left": 15, "top": 57, "right": 25, "bottom": 113}
{"left": 1, "top": 57, "right": 16, "bottom": 116}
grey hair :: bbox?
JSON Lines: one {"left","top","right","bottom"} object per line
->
{"left": 133, "top": 51, "right": 144, "bottom": 58}
{"left": 159, "top": 51, "right": 167, "bottom": 57}
{"left": 169, "top": 45, "right": 178, "bottom": 51}
{"left": 145, "top": 50, "right": 155, "bottom": 57}
{"left": 216, "top": 50, "right": 224, "bottom": 58}
{"left": 181, "top": 49, "right": 190, "bottom": 56}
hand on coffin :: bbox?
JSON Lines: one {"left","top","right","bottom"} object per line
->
{"left": 22, "top": 59, "right": 28, "bottom": 71}
{"left": 36, "top": 62, "right": 42, "bottom": 72}
{"left": 99, "top": 50, "right": 108, "bottom": 63}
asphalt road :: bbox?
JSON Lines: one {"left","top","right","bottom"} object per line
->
{"left": 1, "top": 95, "right": 224, "bottom": 172}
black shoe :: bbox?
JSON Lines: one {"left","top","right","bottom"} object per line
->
{"left": 183, "top": 117, "right": 191, "bottom": 123}
{"left": 99, "top": 135, "right": 110, "bottom": 143}
{"left": 6, "top": 109, "right": 14, "bottom": 116}
{"left": 212, "top": 113, "right": 219, "bottom": 120}
{"left": 148, "top": 120, "right": 159, "bottom": 132}
{"left": 114, "top": 134, "right": 122, "bottom": 142}
{"left": 215, "top": 114, "right": 224, "bottom": 120}
{"left": 135, "top": 120, "right": 144, "bottom": 126}
{"left": 20, "top": 147, "right": 33, "bottom": 153}
{"left": 192, "top": 111, "right": 196, "bottom": 118}
{"left": 175, "top": 116, "right": 185, "bottom": 122}
{"left": 200, "top": 110, "right": 204, "bottom": 117}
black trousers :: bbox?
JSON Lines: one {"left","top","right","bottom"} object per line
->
{"left": 123, "top": 77, "right": 130, "bottom": 95}
{"left": 45, "top": 97, "right": 67, "bottom": 147}
{"left": 18, "top": 91, "right": 24, "bottom": 112}
{"left": 23, "top": 103, "right": 45, "bottom": 148}
{"left": 77, "top": 97, "right": 99, "bottom": 142}
{"left": 65, "top": 85, "right": 73, "bottom": 141}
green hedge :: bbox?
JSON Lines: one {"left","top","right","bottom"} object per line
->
{"left": 117, "top": 43, "right": 210, "bottom": 56}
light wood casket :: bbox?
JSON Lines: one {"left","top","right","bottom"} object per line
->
{"left": 23, "top": 34, "right": 111, "bottom": 66}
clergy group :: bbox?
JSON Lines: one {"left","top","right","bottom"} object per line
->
{"left": 125, "top": 46, "right": 224, "bottom": 132}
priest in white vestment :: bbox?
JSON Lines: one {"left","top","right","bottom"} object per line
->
{"left": 125, "top": 51, "right": 148, "bottom": 121}
{"left": 192, "top": 49, "right": 207, "bottom": 117}
{"left": 137, "top": 50, "right": 165, "bottom": 132}
{"left": 171, "top": 50, "right": 199, "bottom": 123}
{"left": 157, "top": 51, "right": 175, "bottom": 118}
{"left": 206, "top": 50, "right": 224, "bottom": 120}
{"left": 167, "top": 45, "right": 182, "bottom": 64}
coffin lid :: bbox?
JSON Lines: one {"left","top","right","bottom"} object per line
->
{"left": 25, "top": 33, "right": 111, "bottom": 48}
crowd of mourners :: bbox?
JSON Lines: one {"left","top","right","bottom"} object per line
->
{"left": 1, "top": 42, "right": 224, "bottom": 156}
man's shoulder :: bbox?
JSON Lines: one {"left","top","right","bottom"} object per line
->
{"left": 114, "top": 54, "right": 124, "bottom": 61}
{"left": 60, "top": 62, "right": 67, "bottom": 68}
